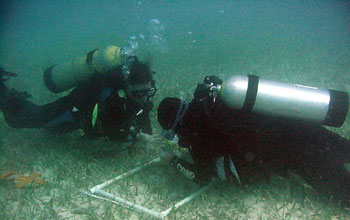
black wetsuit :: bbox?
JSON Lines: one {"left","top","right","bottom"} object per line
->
{"left": 0, "top": 69, "right": 152, "bottom": 141}
{"left": 171, "top": 87, "right": 350, "bottom": 204}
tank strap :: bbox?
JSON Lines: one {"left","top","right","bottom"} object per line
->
{"left": 43, "top": 65, "right": 60, "bottom": 93}
{"left": 324, "top": 90, "right": 349, "bottom": 127}
{"left": 86, "top": 48, "right": 99, "bottom": 73}
{"left": 86, "top": 49, "right": 98, "bottom": 64}
{"left": 216, "top": 155, "right": 241, "bottom": 184}
{"left": 242, "top": 74, "right": 259, "bottom": 112}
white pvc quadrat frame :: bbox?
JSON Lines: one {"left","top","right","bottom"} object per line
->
{"left": 83, "top": 157, "right": 216, "bottom": 219}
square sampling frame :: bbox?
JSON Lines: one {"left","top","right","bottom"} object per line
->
{"left": 83, "top": 157, "right": 216, "bottom": 219}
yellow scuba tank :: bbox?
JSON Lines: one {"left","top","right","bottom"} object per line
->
{"left": 220, "top": 75, "right": 349, "bottom": 127}
{"left": 43, "top": 45, "right": 122, "bottom": 93}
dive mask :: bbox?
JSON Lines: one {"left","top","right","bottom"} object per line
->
{"left": 129, "top": 80, "right": 157, "bottom": 102}
{"left": 130, "top": 80, "right": 156, "bottom": 99}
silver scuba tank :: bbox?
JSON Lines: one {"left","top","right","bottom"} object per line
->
{"left": 221, "top": 75, "right": 349, "bottom": 127}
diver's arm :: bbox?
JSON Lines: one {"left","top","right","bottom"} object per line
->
{"left": 170, "top": 156, "right": 215, "bottom": 185}
{"left": 138, "top": 112, "right": 152, "bottom": 135}
{"left": 161, "top": 148, "right": 215, "bottom": 185}
{"left": 136, "top": 102, "right": 153, "bottom": 135}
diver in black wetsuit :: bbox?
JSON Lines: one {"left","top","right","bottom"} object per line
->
{"left": 157, "top": 75, "right": 350, "bottom": 206}
{"left": 0, "top": 58, "right": 156, "bottom": 143}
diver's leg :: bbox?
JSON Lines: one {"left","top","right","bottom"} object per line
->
{"left": 290, "top": 126, "right": 350, "bottom": 205}
{"left": 1, "top": 88, "right": 78, "bottom": 131}
{"left": 294, "top": 157, "right": 350, "bottom": 206}
{"left": 0, "top": 68, "right": 78, "bottom": 130}
{"left": 277, "top": 123, "right": 350, "bottom": 205}
{"left": 0, "top": 87, "right": 38, "bottom": 127}
{"left": 305, "top": 126, "right": 350, "bottom": 165}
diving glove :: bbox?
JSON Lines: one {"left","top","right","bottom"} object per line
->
{"left": 0, "top": 68, "right": 31, "bottom": 99}
{"left": 0, "top": 68, "right": 18, "bottom": 82}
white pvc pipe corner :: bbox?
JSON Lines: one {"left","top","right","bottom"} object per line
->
{"left": 89, "top": 157, "right": 161, "bottom": 194}
{"left": 94, "top": 189, "right": 164, "bottom": 219}
{"left": 159, "top": 180, "right": 217, "bottom": 218}
{"left": 84, "top": 157, "right": 217, "bottom": 219}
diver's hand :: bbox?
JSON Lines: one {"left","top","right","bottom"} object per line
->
{"left": 160, "top": 147, "right": 175, "bottom": 164}
{"left": 135, "top": 132, "right": 161, "bottom": 149}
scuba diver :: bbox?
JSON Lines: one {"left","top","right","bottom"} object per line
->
{"left": 0, "top": 45, "right": 156, "bottom": 144}
{"left": 157, "top": 75, "right": 350, "bottom": 206}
